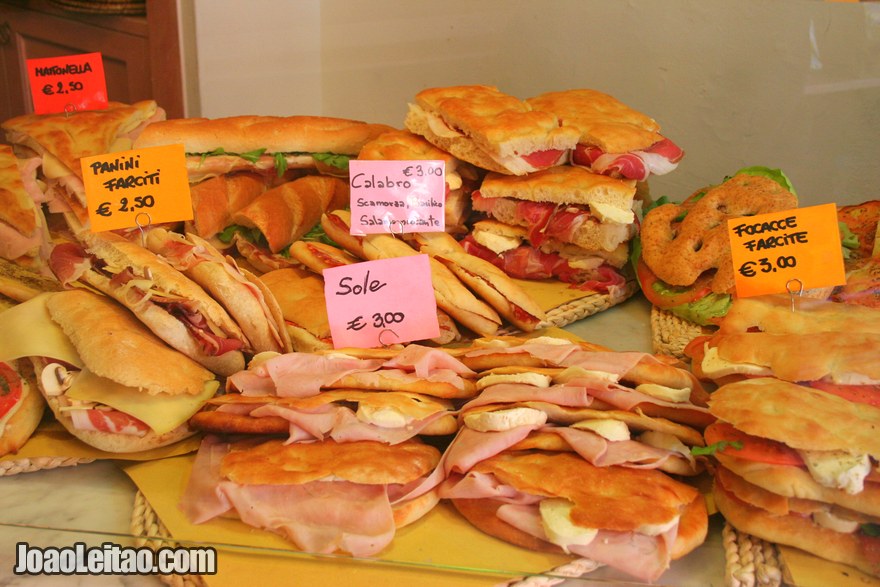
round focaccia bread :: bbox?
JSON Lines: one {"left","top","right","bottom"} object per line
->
{"left": 640, "top": 173, "right": 797, "bottom": 293}
{"left": 709, "top": 377, "right": 880, "bottom": 456}
{"left": 714, "top": 472, "right": 880, "bottom": 579}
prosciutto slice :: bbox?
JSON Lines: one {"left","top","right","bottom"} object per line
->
{"left": 572, "top": 137, "right": 684, "bottom": 181}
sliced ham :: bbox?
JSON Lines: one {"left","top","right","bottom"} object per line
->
{"left": 179, "top": 436, "right": 234, "bottom": 524}
{"left": 461, "top": 382, "right": 596, "bottom": 412}
{"left": 227, "top": 353, "right": 384, "bottom": 397}
{"left": 382, "top": 344, "right": 475, "bottom": 377}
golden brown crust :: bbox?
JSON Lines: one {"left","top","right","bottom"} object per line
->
{"left": 640, "top": 173, "right": 797, "bottom": 293}
{"left": 704, "top": 331, "right": 880, "bottom": 383}
{"left": 710, "top": 378, "right": 880, "bottom": 455}
{"left": 479, "top": 166, "right": 635, "bottom": 208}
{"left": 451, "top": 497, "right": 566, "bottom": 554}
{"left": 526, "top": 89, "right": 662, "bottom": 153}
{"left": 0, "top": 145, "right": 38, "bottom": 236}
{"left": 2, "top": 101, "right": 160, "bottom": 181}
{"left": 714, "top": 474, "right": 880, "bottom": 578}
{"left": 189, "top": 172, "right": 268, "bottom": 239}
{"left": 718, "top": 293, "right": 880, "bottom": 335}
{"left": 287, "top": 240, "right": 360, "bottom": 274}
{"left": 230, "top": 175, "right": 349, "bottom": 253}
{"left": 259, "top": 267, "right": 331, "bottom": 349}
{"left": 45, "top": 290, "right": 216, "bottom": 396}
{"left": 221, "top": 437, "right": 441, "bottom": 485}
{"left": 133, "top": 115, "right": 395, "bottom": 155}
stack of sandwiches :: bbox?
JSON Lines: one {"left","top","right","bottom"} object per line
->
{"left": 179, "top": 343, "right": 479, "bottom": 557}
{"left": 684, "top": 294, "right": 880, "bottom": 579}
{"left": 405, "top": 85, "right": 683, "bottom": 302}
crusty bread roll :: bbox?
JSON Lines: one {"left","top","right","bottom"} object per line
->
{"left": 188, "top": 172, "right": 269, "bottom": 240}
{"left": 259, "top": 267, "right": 333, "bottom": 353}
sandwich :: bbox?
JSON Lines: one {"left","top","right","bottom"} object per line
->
{"left": 132, "top": 115, "right": 393, "bottom": 245}
{"left": 258, "top": 266, "right": 333, "bottom": 352}
{"left": 189, "top": 388, "right": 457, "bottom": 443}
{"left": 0, "top": 257, "right": 61, "bottom": 304}
{"left": 356, "top": 129, "right": 482, "bottom": 234}
{"left": 1, "top": 100, "right": 165, "bottom": 233}
{"left": 684, "top": 293, "right": 880, "bottom": 393}
{"left": 132, "top": 114, "right": 395, "bottom": 181}
{"left": 0, "top": 145, "right": 51, "bottom": 273}
{"left": 404, "top": 85, "right": 580, "bottom": 176}
{"left": 179, "top": 435, "right": 442, "bottom": 557}
{"left": 0, "top": 359, "right": 44, "bottom": 457}
{"left": 0, "top": 290, "right": 220, "bottom": 453}
{"left": 144, "top": 227, "right": 291, "bottom": 354}
{"left": 321, "top": 209, "right": 503, "bottom": 337}
{"left": 220, "top": 175, "right": 350, "bottom": 273}
{"left": 707, "top": 377, "right": 880, "bottom": 577}
{"left": 285, "top": 241, "right": 462, "bottom": 346}
{"left": 833, "top": 199, "right": 880, "bottom": 308}
{"left": 526, "top": 89, "right": 685, "bottom": 182}
{"left": 403, "top": 230, "right": 547, "bottom": 332}
{"left": 48, "top": 231, "right": 248, "bottom": 376}
{"left": 446, "top": 450, "right": 708, "bottom": 583}
{"left": 227, "top": 343, "right": 478, "bottom": 400}
{"left": 635, "top": 167, "right": 798, "bottom": 326}
{"left": 462, "top": 165, "right": 638, "bottom": 296}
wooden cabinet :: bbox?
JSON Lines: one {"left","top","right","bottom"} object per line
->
{"left": 0, "top": 0, "right": 183, "bottom": 122}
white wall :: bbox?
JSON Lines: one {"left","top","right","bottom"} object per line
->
{"left": 186, "top": 0, "right": 880, "bottom": 207}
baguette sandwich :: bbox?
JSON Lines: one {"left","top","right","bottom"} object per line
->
{"left": 258, "top": 267, "right": 333, "bottom": 352}
{"left": 526, "top": 89, "right": 684, "bottom": 181}
{"left": 0, "top": 290, "right": 220, "bottom": 453}
{"left": 221, "top": 175, "right": 350, "bottom": 273}
{"left": 48, "top": 231, "right": 248, "bottom": 376}
{"left": 404, "top": 85, "right": 579, "bottom": 176}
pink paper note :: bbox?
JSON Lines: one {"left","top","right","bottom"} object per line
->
{"left": 349, "top": 159, "right": 446, "bottom": 235}
{"left": 323, "top": 255, "right": 440, "bottom": 348}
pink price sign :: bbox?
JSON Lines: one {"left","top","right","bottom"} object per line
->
{"left": 27, "top": 52, "right": 108, "bottom": 115}
{"left": 323, "top": 255, "right": 440, "bottom": 349}
{"left": 349, "top": 159, "right": 446, "bottom": 235}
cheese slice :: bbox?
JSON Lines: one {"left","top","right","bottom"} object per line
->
{"left": 65, "top": 368, "right": 218, "bottom": 435}
{"left": 0, "top": 294, "right": 82, "bottom": 367}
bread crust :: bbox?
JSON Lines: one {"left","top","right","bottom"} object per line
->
{"left": 45, "top": 290, "right": 217, "bottom": 395}
{"left": 714, "top": 473, "right": 880, "bottom": 578}
{"left": 259, "top": 267, "right": 332, "bottom": 349}
{"left": 0, "top": 145, "right": 39, "bottom": 236}
{"left": 230, "top": 175, "right": 349, "bottom": 253}
{"left": 0, "top": 360, "right": 44, "bottom": 457}
{"left": 717, "top": 293, "right": 880, "bottom": 335}
{"left": 480, "top": 166, "right": 636, "bottom": 208}
{"left": 189, "top": 172, "right": 268, "bottom": 239}
{"left": 133, "top": 115, "right": 395, "bottom": 155}
{"left": 526, "top": 89, "right": 663, "bottom": 153}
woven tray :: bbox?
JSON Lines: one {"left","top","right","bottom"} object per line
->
{"left": 722, "top": 523, "right": 785, "bottom": 587}
{"left": 541, "top": 281, "right": 638, "bottom": 329}
{"left": 0, "top": 456, "right": 94, "bottom": 476}
{"left": 649, "top": 305, "right": 712, "bottom": 359}
{"left": 132, "top": 490, "right": 206, "bottom": 587}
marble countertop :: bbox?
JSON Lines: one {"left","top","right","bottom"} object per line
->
{"left": 0, "top": 294, "right": 729, "bottom": 586}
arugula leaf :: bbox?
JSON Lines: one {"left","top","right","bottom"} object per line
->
{"left": 313, "top": 152, "right": 352, "bottom": 171}
{"left": 862, "top": 523, "right": 880, "bottom": 537}
{"left": 691, "top": 440, "right": 743, "bottom": 456}
{"left": 238, "top": 148, "right": 267, "bottom": 163}
{"left": 217, "top": 224, "right": 265, "bottom": 246}
{"left": 274, "top": 152, "right": 289, "bottom": 177}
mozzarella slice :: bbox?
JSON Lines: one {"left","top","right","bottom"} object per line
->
{"left": 572, "top": 419, "right": 630, "bottom": 442}
{"left": 463, "top": 407, "right": 547, "bottom": 432}
{"left": 540, "top": 498, "right": 598, "bottom": 552}
{"left": 812, "top": 508, "right": 860, "bottom": 533}
{"left": 357, "top": 404, "right": 409, "bottom": 428}
{"left": 634, "top": 382, "right": 691, "bottom": 404}
{"left": 476, "top": 371, "right": 551, "bottom": 391}
{"left": 700, "top": 345, "right": 773, "bottom": 379}
{"left": 799, "top": 450, "right": 871, "bottom": 495}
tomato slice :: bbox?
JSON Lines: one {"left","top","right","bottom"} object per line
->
{"left": 809, "top": 381, "right": 880, "bottom": 408}
{"left": 521, "top": 149, "right": 564, "bottom": 169}
{"left": 704, "top": 421, "right": 804, "bottom": 466}
{"left": 635, "top": 258, "right": 712, "bottom": 309}
{"left": 0, "top": 362, "right": 23, "bottom": 420}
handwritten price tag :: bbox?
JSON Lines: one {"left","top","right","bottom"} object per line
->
{"left": 324, "top": 255, "right": 440, "bottom": 348}
{"left": 728, "top": 203, "right": 846, "bottom": 297}
{"left": 82, "top": 144, "right": 192, "bottom": 232}
{"left": 27, "top": 52, "right": 108, "bottom": 115}
{"left": 349, "top": 159, "right": 446, "bottom": 235}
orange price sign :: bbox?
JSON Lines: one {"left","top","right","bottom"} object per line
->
{"left": 82, "top": 144, "right": 192, "bottom": 233}
{"left": 27, "top": 52, "right": 108, "bottom": 115}
{"left": 728, "top": 203, "right": 846, "bottom": 297}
